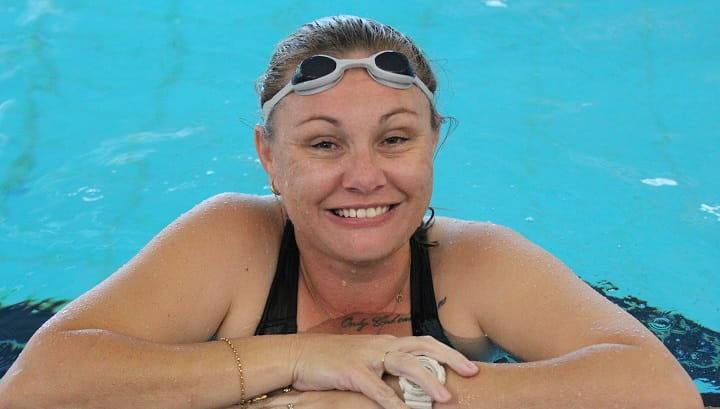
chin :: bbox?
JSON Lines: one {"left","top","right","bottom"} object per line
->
{"left": 327, "top": 231, "right": 410, "bottom": 264}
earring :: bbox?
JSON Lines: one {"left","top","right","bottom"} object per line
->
{"left": 270, "top": 180, "right": 280, "bottom": 196}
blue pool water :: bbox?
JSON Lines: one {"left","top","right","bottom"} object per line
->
{"left": 1, "top": 0, "right": 718, "bottom": 398}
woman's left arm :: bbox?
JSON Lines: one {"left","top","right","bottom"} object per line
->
{"left": 432, "top": 221, "right": 702, "bottom": 409}
{"left": 435, "top": 343, "right": 701, "bottom": 408}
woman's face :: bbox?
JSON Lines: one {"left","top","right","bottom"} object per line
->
{"left": 256, "top": 54, "right": 439, "bottom": 264}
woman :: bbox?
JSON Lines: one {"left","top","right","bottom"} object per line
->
{"left": 0, "top": 15, "right": 701, "bottom": 409}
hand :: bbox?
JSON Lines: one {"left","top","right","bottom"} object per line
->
{"left": 290, "top": 334, "right": 479, "bottom": 409}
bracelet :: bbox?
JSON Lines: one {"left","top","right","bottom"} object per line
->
{"left": 219, "top": 337, "right": 247, "bottom": 408}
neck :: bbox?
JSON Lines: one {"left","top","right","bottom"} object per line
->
{"left": 297, "top": 242, "right": 411, "bottom": 316}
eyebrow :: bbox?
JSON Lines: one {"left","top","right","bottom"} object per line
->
{"left": 296, "top": 115, "right": 341, "bottom": 127}
{"left": 379, "top": 107, "right": 419, "bottom": 123}
{"left": 296, "top": 107, "right": 419, "bottom": 127}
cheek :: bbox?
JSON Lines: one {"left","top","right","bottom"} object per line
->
{"left": 270, "top": 147, "right": 302, "bottom": 188}
{"left": 396, "top": 155, "right": 434, "bottom": 193}
{"left": 415, "top": 154, "right": 436, "bottom": 204}
{"left": 418, "top": 164, "right": 435, "bottom": 205}
{"left": 275, "top": 155, "right": 335, "bottom": 199}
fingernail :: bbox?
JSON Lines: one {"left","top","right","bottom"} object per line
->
{"left": 466, "top": 361, "right": 479, "bottom": 373}
{"left": 438, "top": 388, "right": 452, "bottom": 401}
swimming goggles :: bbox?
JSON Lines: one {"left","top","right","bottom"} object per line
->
{"left": 261, "top": 50, "right": 434, "bottom": 122}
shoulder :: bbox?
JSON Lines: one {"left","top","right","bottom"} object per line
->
{"left": 428, "top": 216, "right": 576, "bottom": 300}
{"left": 41, "top": 193, "right": 287, "bottom": 342}
{"left": 156, "top": 192, "right": 285, "bottom": 249}
{"left": 175, "top": 192, "right": 283, "bottom": 230}
{"left": 429, "top": 216, "right": 589, "bottom": 296}
{"left": 32, "top": 193, "right": 286, "bottom": 343}
{"left": 428, "top": 216, "right": 538, "bottom": 269}
{"left": 428, "top": 217, "right": 537, "bottom": 303}
{"left": 146, "top": 192, "right": 287, "bottom": 281}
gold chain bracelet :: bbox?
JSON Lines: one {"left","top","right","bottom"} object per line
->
{"left": 219, "top": 337, "right": 247, "bottom": 408}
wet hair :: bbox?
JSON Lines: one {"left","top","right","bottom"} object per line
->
{"left": 256, "top": 15, "right": 442, "bottom": 136}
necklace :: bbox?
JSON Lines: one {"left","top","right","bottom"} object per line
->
{"left": 300, "top": 258, "right": 409, "bottom": 335}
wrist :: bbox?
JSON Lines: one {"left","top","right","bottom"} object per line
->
{"left": 286, "top": 334, "right": 304, "bottom": 386}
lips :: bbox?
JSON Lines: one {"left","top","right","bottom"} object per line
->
{"left": 331, "top": 205, "right": 394, "bottom": 218}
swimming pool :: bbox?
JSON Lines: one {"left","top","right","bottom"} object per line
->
{"left": 1, "top": 0, "right": 718, "bottom": 402}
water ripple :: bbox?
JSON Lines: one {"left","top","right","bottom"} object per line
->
{"left": 17, "top": 0, "right": 62, "bottom": 25}
{"left": 485, "top": 0, "right": 508, "bottom": 7}
{"left": 700, "top": 204, "right": 720, "bottom": 221}
{"left": 67, "top": 186, "right": 104, "bottom": 202}
{"left": 641, "top": 178, "right": 678, "bottom": 187}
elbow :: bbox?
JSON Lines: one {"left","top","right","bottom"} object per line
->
{"left": 606, "top": 341, "right": 704, "bottom": 409}
{"left": 0, "top": 360, "right": 60, "bottom": 409}
{"left": 657, "top": 377, "right": 704, "bottom": 409}
{"left": 640, "top": 354, "right": 704, "bottom": 409}
{"left": 0, "top": 368, "right": 38, "bottom": 409}
{"left": 654, "top": 388, "right": 704, "bottom": 409}
{"left": 0, "top": 331, "right": 76, "bottom": 409}
{"left": 620, "top": 338, "right": 704, "bottom": 409}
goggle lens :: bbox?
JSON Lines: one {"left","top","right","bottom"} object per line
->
{"left": 292, "top": 55, "right": 337, "bottom": 85}
{"left": 375, "top": 51, "right": 416, "bottom": 77}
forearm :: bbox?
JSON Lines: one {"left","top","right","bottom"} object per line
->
{"left": 0, "top": 329, "right": 295, "bottom": 409}
{"left": 434, "top": 343, "right": 702, "bottom": 409}
{"left": 383, "top": 343, "right": 701, "bottom": 408}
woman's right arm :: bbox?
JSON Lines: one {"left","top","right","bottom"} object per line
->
{"left": 2, "top": 330, "right": 300, "bottom": 408}
{"left": 0, "top": 193, "right": 297, "bottom": 408}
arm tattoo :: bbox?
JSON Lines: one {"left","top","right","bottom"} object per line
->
{"left": 437, "top": 296, "right": 447, "bottom": 309}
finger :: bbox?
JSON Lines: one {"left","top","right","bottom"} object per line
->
{"left": 383, "top": 352, "right": 451, "bottom": 402}
{"left": 396, "top": 336, "right": 479, "bottom": 376}
{"left": 353, "top": 368, "right": 410, "bottom": 409}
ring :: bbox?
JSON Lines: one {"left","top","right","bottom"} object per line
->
{"left": 287, "top": 404, "right": 294, "bottom": 409}
{"left": 380, "top": 351, "right": 390, "bottom": 372}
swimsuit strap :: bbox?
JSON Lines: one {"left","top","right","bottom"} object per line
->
{"left": 253, "top": 221, "right": 298, "bottom": 335}
{"left": 254, "top": 220, "right": 453, "bottom": 348}
{"left": 409, "top": 230, "right": 454, "bottom": 347}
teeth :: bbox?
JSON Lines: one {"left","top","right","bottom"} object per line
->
{"left": 333, "top": 206, "right": 391, "bottom": 218}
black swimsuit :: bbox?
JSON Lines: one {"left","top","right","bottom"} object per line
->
{"left": 254, "top": 221, "right": 453, "bottom": 347}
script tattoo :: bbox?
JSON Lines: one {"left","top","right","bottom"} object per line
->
{"left": 372, "top": 314, "right": 411, "bottom": 327}
{"left": 340, "top": 316, "right": 370, "bottom": 332}
{"left": 340, "top": 314, "right": 411, "bottom": 333}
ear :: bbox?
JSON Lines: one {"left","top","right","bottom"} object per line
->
{"left": 254, "top": 124, "right": 275, "bottom": 177}
{"left": 430, "top": 125, "right": 441, "bottom": 159}
{"left": 432, "top": 127, "right": 441, "bottom": 150}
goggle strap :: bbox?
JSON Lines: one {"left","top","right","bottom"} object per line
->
{"left": 262, "top": 82, "right": 294, "bottom": 121}
{"left": 413, "top": 78, "right": 434, "bottom": 102}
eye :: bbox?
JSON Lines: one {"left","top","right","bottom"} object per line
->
{"left": 382, "top": 135, "right": 409, "bottom": 146}
{"left": 311, "top": 140, "right": 338, "bottom": 150}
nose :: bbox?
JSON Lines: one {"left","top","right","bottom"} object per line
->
{"left": 341, "top": 147, "right": 387, "bottom": 194}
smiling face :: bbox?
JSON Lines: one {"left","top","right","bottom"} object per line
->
{"left": 256, "top": 54, "right": 439, "bottom": 265}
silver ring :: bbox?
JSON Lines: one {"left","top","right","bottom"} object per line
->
{"left": 287, "top": 403, "right": 295, "bottom": 409}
